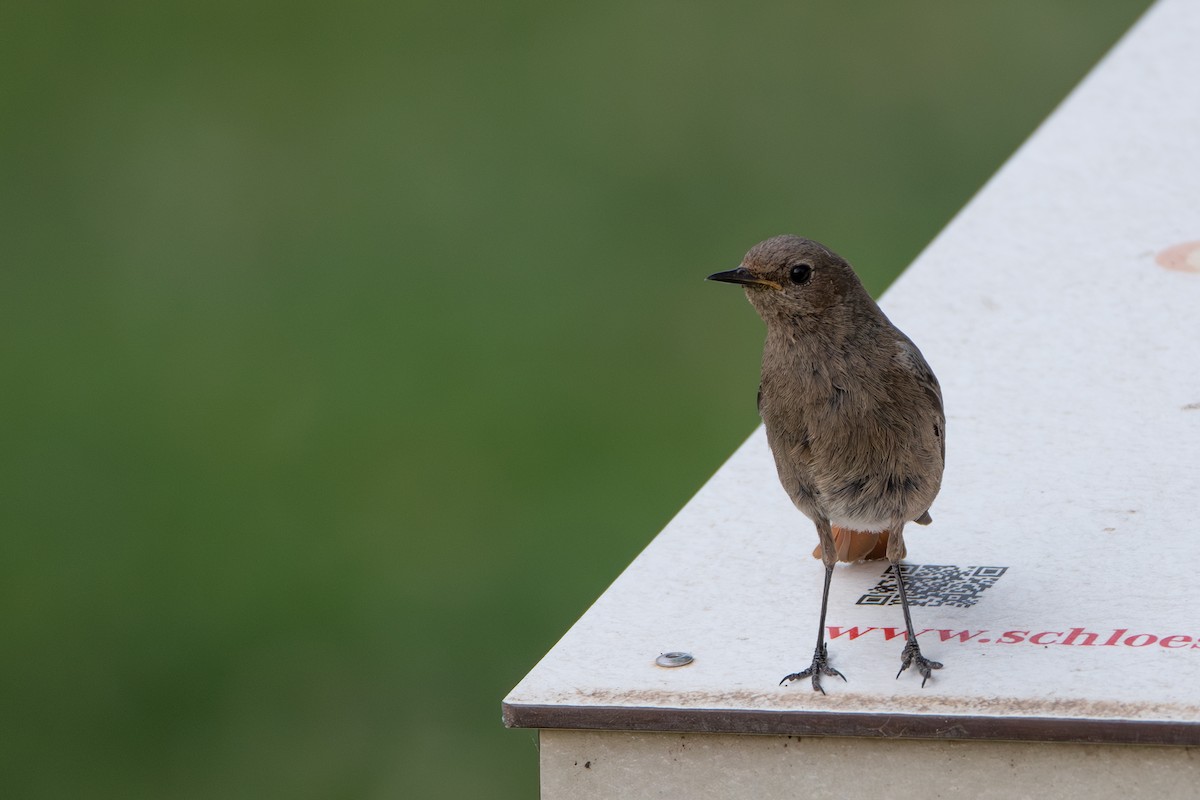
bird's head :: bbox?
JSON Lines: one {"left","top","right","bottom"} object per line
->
{"left": 707, "top": 235, "right": 868, "bottom": 323}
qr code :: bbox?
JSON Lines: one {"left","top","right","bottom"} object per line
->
{"left": 856, "top": 565, "right": 1007, "bottom": 609}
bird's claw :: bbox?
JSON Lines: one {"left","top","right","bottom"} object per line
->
{"left": 780, "top": 643, "right": 847, "bottom": 694}
{"left": 896, "top": 639, "right": 943, "bottom": 687}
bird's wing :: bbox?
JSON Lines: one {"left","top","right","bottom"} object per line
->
{"left": 894, "top": 335, "right": 945, "bottom": 464}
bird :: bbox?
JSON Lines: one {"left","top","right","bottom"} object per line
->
{"left": 707, "top": 234, "right": 945, "bottom": 692}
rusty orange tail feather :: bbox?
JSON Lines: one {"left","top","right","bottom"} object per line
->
{"left": 812, "top": 526, "right": 890, "bottom": 562}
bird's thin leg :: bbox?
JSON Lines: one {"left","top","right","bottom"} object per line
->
{"left": 780, "top": 521, "right": 846, "bottom": 693}
{"left": 893, "top": 560, "right": 943, "bottom": 686}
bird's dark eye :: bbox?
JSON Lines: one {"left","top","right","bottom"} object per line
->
{"left": 789, "top": 264, "right": 812, "bottom": 284}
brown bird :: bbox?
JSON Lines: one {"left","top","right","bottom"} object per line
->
{"left": 708, "top": 235, "right": 945, "bottom": 692}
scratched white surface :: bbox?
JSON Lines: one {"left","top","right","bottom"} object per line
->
{"left": 506, "top": 0, "right": 1200, "bottom": 733}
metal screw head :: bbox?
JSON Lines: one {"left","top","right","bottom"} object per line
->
{"left": 655, "top": 651, "right": 694, "bottom": 668}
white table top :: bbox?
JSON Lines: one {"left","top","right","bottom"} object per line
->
{"left": 505, "top": 0, "right": 1200, "bottom": 744}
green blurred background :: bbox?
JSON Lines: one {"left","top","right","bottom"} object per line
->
{"left": 0, "top": 1, "right": 1150, "bottom": 797}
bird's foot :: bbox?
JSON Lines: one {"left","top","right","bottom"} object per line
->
{"left": 779, "top": 643, "right": 846, "bottom": 694}
{"left": 896, "top": 639, "right": 942, "bottom": 686}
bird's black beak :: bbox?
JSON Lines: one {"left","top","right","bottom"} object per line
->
{"left": 706, "top": 267, "right": 781, "bottom": 290}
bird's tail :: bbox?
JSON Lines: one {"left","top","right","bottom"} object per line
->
{"left": 812, "top": 527, "right": 890, "bottom": 562}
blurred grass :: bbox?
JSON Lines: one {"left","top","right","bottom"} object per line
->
{"left": 0, "top": 1, "right": 1150, "bottom": 797}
